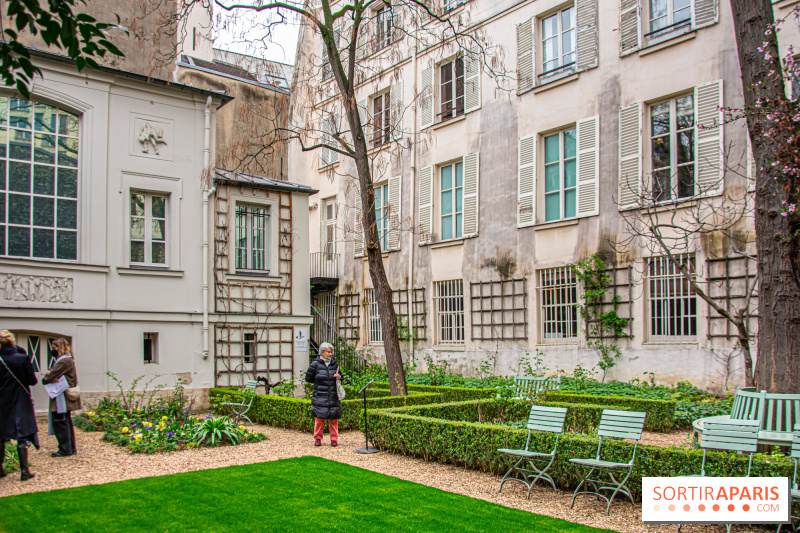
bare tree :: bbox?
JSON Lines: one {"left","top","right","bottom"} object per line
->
{"left": 613, "top": 147, "right": 758, "bottom": 386}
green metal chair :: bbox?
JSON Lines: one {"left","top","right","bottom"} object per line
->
{"left": 777, "top": 423, "right": 800, "bottom": 533}
{"left": 569, "top": 409, "right": 647, "bottom": 515}
{"left": 679, "top": 418, "right": 760, "bottom": 533}
{"left": 222, "top": 380, "right": 258, "bottom": 424}
{"left": 497, "top": 405, "right": 569, "bottom": 499}
{"left": 509, "top": 375, "right": 563, "bottom": 399}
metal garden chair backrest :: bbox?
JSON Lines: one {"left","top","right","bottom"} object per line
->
{"left": 594, "top": 409, "right": 647, "bottom": 464}
{"left": 522, "top": 405, "right": 569, "bottom": 452}
{"left": 761, "top": 392, "right": 800, "bottom": 434}
{"left": 730, "top": 388, "right": 762, "bottom": 421}
{"left": 513, "top": 375, "right": 562, "bottom": 399}
{"left": 790, "top": 423, "right": 800, "bottom": 490}
{"left": 699, "top": 419, "right": 760, "bottom": 477}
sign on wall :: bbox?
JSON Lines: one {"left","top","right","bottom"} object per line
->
{"left": 294, "top": 327, "right": 309, "bottom": 352}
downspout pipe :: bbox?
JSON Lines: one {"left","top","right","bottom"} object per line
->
{"left": 202, "top": 95, "right": 213, "bottom": 360}
{"left": 408, "top": 43, "right": 418, "bottom": 362}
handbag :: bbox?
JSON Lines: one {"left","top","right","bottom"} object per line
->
{"left": 65, "top": 385, "right": 81, "bottom": 402}
{"left": 335, "top": 367, "right": 346, "bottom": 400}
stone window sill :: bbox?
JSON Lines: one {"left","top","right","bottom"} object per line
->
{"left": 433, "top": 344, "right": 466, "bottom": 351}
{"left": 227, "top": 272, "right": 282, "bottom": 283}
{"left": 117, "top": 267, "right": 184, "bottom": 277}
{"left": 533, "top": 219, "right": 580, "bottom": 232}
{"left": 0, "top": 257, "right": 109, "bottom": 273}
{"left": 639, "top": 31, "right": 696, "bottom": 57}
{"left": 431, "top": 114, "right": 467, "bottom": 130}
{"left": 430, "top": 239, "right": 465, "bottom": 250}
{"left": 533, "top": 73, "right": 579, "bottom": 94}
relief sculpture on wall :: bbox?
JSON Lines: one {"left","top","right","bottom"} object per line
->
{"left": 138, "top": 122, "right": 168, "bottom": 155}
{"left": 0, "top": 275, "right": 74, "bottom": 303}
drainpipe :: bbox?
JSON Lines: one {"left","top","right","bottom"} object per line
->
{"left": 408, "top": 43, "right": 419, "bottom": 363}
{"left": 202, "top": 95, "right": 213, "bottom": 360}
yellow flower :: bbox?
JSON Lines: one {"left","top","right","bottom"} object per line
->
{"left": 121, "top": 427, "right": 129, "bottom": 433}
{"left": 238, "top": 425, "right": 246, "bottom": 432}
{"left": 161, "top": 416, "right": 168, "bottom": 421}
{"left": 134, "top": 434, "right": 142, "bottom": 441}
{"left": 88, "top": 411, "right": 95, "bottom": 417}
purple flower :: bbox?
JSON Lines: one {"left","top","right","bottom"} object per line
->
{"left": 167, "top": 432, "right": 176, "bottom": 437}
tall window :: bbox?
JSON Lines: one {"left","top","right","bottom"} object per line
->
{"left": 434, "top": 280, "right": 465, "bottom": 344}
{"left": 143, "top": 332, "right": 158, "bottom": 364}
{"left": 375, "top": 5, "right": 393, "bottom": 49}
{"left": 374, "top": 183, "right": 389, "bottom": 252}
{"left": 648, "top": 255, "right": 697, "bottom": 338}
{"left": 539, "top": 267, "right": 578, "bottom": 343}
{"left": 243, "top": 331, "right": 256, "bottom": 363}
{"left": 543, "top": 128, "right": 576, "bottom": 222}
{"left": 130, "top": 193, "right": 167, "bottom": 266}
{"left": 651, "top": 95, "right": 695, "bottom": 202}
{"left": 236, "top": 204, "right": 269, "bottom": 271}
{"left": 322, "top": 198, "right": 337, "bottom": 258}
{"left": 372, "top": 91, "right": 391, "bottom": 148}
{"left": 440, "top": 57, "right": 464, "bottom": 122}
{"left": 1, "top": 97, "right": 79, "bottom": 260}
{"left": 541, "top": 6, "right": 576, "bottom": 80}
{"left": 366, "top": 289, "right": 382, "bottom": 344}
{"left": 440, "top": 161, "right": 463, "bottom": 240}
{"left": 648, "top": 0, "right": 692, "bottom": 38}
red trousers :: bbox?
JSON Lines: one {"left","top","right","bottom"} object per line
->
{"left": 313, "top": 417, "right": 339, "bottom": 441}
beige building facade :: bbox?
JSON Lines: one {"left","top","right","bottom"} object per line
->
{"left": 288, "top": 0, "right": 798, "bottom": 389}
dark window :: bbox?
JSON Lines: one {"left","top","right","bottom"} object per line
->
{"left": 372, "top": 92, "right": 391, "bottom": 148}
{"left": 439, "top": 58, "right": 464, "bottom": 122}
{"left": 143, "top": 332, "right": 158, "bottom": 364}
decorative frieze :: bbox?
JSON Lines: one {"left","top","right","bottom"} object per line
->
{"left": 0, "top": 275, "right": 74, "bottom": 303}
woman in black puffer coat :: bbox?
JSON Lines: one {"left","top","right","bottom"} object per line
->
{"left": 0, "top": 330, "right": 38, "bottom": 481}
{"left": 305, "top": 342, "right": 343, "bottom": 447}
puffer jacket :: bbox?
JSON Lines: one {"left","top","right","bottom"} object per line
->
{"left": 305, "top": 356, "right": 343, "bottom": 420}
{"left": 0, "top": 344, "right": 38, "bottom": 441}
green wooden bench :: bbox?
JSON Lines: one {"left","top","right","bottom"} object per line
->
{"left": 678, "top": 419, "right": 760, "bottom": 533}
{"left": 569, "top": 409, "right": 647, "bottom": 516}
{"left": 222, "top": 380, "right": 258, "bottom": 424}
{"left": 497, "top": 405, "right": 569, "bottom": 499}
{"left": 778, "top": 424, "right": 800, "bottom": 533}
{"left": 692, "top": 388, "right": 800, "bottom": 447}
{"left": 507, "top": 375, "right": 563, "bottom": 399}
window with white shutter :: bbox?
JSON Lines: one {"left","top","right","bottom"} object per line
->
{"left": 420, "top": 66, "right": 434, "bottom": 129}
{"left": 518, "top": 135, "right": 536, "bottom": 227}
{"left": 618, "top": 102, "right": 643, "bottom": 209}
{"left": 542, "top": 127, "right": 577, "bottom": 222}
{"left": 353, "top": 188, "right": 364, "bottom": 257}
{"left": 374, "top": 182, "right": 390, "bottom": 252}
{"left": 575, "top": 0, "right": 598, "bottom": 70}
{"left": 418, "top": 165, "right": 433, "bottom": 244}
{"left": 649, "top": 94, "right": 696, "bottom": 201}
{"left": 390, "top": 80, "right": 403, "bottom": 140}
{"left": 462, "top": 152, "right": 479, "bottom": 237}
{"left": 517, "top": 18, "right": 535, "bottom": 94}
{"left": 576, "top": 115, "right": 599, "bottom": 217}
{"left": 694, "top": 80, "right": 723, "bottom": 197}
{"left": 388, "top": 175, "right": 402, "bottom": 250}
{"left": 621, "top": 0, "right": 719, "bottom": 55}
{"left": 463, "top": 49, "right": 481, "bottom": 113}
{"left": 539, "top": 6, "right": 577, "bottom": 83}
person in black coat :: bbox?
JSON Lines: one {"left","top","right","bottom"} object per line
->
{"left": 305, "top": 342, "right": 343, "bottom": 447}
{"left": 0, "top": 330, "right": 38, "bottom": 481}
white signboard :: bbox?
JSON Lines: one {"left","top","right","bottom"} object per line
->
{"left": 294, "top": 327, "right": 309, "bottom": 352}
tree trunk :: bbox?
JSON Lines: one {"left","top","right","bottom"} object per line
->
{"left": 730, "top": 0, "right": 800, "bottom": 392}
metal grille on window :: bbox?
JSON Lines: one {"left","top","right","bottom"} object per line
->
{"left": 470, "top": 279, "right": 527, "bottom": 340}
{"left": 235, "top": 205, "right": 269, "bottom": 271}
{"left": 338, "top": 293, "right": 360, "bottom": 341}
{"left": 391, "top": 288, "right": 427, "bottom": 341}
{"left": 648, "top": 255, "right": 697, "bottom": 337}
{"left": 539, "top": 267, "right": 578, "bottom": 342}
{"left": 434, "top": 280, "right": 465, "bottom": 344}
{"left": 366, "top": 289, "right": 383, "bottom": 344}
{"left": 0, "top": 97, "right": 80, "bottom": 259}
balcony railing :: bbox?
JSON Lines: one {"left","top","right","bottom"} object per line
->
{"left": 310, "top": 252, "right": 339, "bottom": 279}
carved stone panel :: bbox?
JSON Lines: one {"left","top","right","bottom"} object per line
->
{"left": 130, "top": 114, "right": 173, "bottom": 161}
{"left": 0, "top": 275, "right": 74, "bottom": 304}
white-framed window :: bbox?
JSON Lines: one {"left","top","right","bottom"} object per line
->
{"left": 235, "top": 204, "right": 270, "bottom": 272}
{"left": 143, "top": 332, "right": 158, "bottom": 364}
{"left": 647, "top": 255, "right": 697, "bottom": 338}
{"left": 130, "top": 192, "right": 168, "bottom": 266}
{"left": 538, "top": 267, "right": 578, "bottom": 343}
{"left": 366, "top": 288, "right": 383, "bottom": 344}
{"left": 374, "top": 182, "right": 390, "bottom": 252}
{"left": 372, "top": 90, "right": 391, "bottom": 148}
{"left": 322, "top": 197, "right": 337, "bottom": 258}
{"left": 650, "top": 94, "right": 695, "bottom": 202}
{"left": 439, "top": 57, "right": 464, "bottom": 123}
{"left": 439, "top": 161, "right": 463, "bottom": 240}
{"left": 434, "top": 279, "right": 465, "bottom": 344}
{"left": 543, "top": 127, "right": 577, "bottom": 222}
{"left": 645, "top": 0, "right": 692, "bottom": 43}
{"left": 540, "top": 5, "right": 576, "bottom": 82}
{"left": 1, "top": 97, "right": 79, "bottom": 260}
{"left": 375, "top": 4, "right": 394, "bottom": 50}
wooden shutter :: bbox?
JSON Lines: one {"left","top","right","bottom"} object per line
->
{"left": 357, "top": 97, "right": 370, "bottom": 147}
{"left": 418, "top": 165, "right": 433, "bottom": 245}
{"left": 576, "top": 115, "right": 600, "bottom": 217}
{"left": 618, "top": 102, "right": 642, "bottom": 209}
{"left": 420, "top": 65, "right": 434, "bottom": 129}
{"left": 357, "top": 16, "right": 371, "bottom": 59}
{"left": 576, "top": 0, "right": 598, "bottom": 70}
{"left": 388, "top": 175, "right": 402, "bottom": 250}
{"left": 328, "top": 112, "right": 339, "bottom": 165}
{"left": 695, "top": 79, "right": 724, "bottom": 197}
{"left": 391, "top": 80, "right": 403, "bottom": 140}
{"left": 354, "top": 189, "right": 364, "bottom": 257}
{"left": 319, "top": 114, "right": 331, "bottom": 169}
{"left": 392, "top": 4, "right": 403, "bottom": 42}
{"left": 518, "top": 135, "right": 536, "bottom": 227}
{"left": 463, "top": 152, "right": 480, "bottom": 237}
{"left": 694, "top": 0, "right": 718, "bottom": 29}
{"left": 464, "top": 49, "right": 481, "bottom": 113}
{"left": 619, "top": 0, "right": 641, "bottom": 57}
{"left": 517, "top": 18, "right": 535, "bottom": 94}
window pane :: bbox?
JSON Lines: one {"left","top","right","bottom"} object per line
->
{"left": 544, "top": 134, "right": 559, "bottom": 164}
{"left": 564, "top": 158, "right": 577, "bottom": 188}
{"left": 8, "top": 193, "right": 30, "bottom": 225}
{"left": 131, "top": 240, "right": 144, "bottom": 263}
{"left": 131, "top": 194, "right": 145, "bottom": 217}
{"left": 57, "top": 168, "right": 77, "bottom": 198}
{"left": 9, "top": 161, "right": 30, "bottom": 192}
{"left": 678, "top": 165, "right": 694, "bottom": 198}
{"left": 543, "top": 14, "right": 558, "bottom": 39}
{"left": 562, "top": 7, "right": 575, "bottom": 30}
{"left": 152, "top": 242, "right": 166, "bottom": 264}
{"left": 652, "top": 135, "right": 670, "bottom": 169}
{"left": 56, "top": 230, "right": 77, "bottom": 260}
{"left": 564, "top": 129, "right": 577, "bottom": 159}
{"left": 33, "top": 165, "right": 54, "bottom": 195}
{"left": 455, "top": 186, "right": 463, "bottom": 213}
{"left": 455, "top": 213, "right": 462, "bottom": 238}
{"left": 543, "top": 37, "right": 558, "bottom": 66}
{"left": 9, "top": 98, "right": 31, "bottom": 129}
{"left": 654, "top": 169, "right": 671, "bottom": 202}
{"left": 677, "top": 130, "right": 694, "bottom": 165}
{"left": 441, "top": 165, "right": 452, "bottom": 191}
{"left": 8, "top": 226, "right": 29, "bottom": 256}
{"left": 33, "top": 196, "right": 54, "bottom": 227}
{"left": 545, "top": 162, "right": 560, "bottom": 193}
{"left": 152, "top": 196, "right": 166, "bottom": 218}
{"left": 455, "top": 162, "right": 463, "bottom": 188}
{"left": 32, "top": 228, "right": 53, "bottom": 258}
{"left": 651, "top": 102, "right": 670, "bottom": 135}
{"left": 34, "top": 133, "right": 56, "bottom": 164}
{"left": 0, "top": 193, "right": 5, "bottom": 220}
{"left": 130, "top": 216, "right": 145, "bottom": 240}
{"left": 58, "top": 111, "right": 79, "bottom": 137}
{"left": 564, "top": 188, "right": 576, "bottom": 218}
{"left": 0, "top": 127, "right": 7, "bottom": 159}
{"left": 34, "top": 103, "right": 57, "bottom": 133}
{"left": 676, "top": 95, "right": 694, "bottom": 128}
{"left": 441, "top": 189, "right": 453, "bottom": 216}
{"left": 57, "top": 198, "right": 77, "bottom": 229}
{"left": 545, "top": 192, "right": 560, "bottom": 221}
{"left": 58, "top": 137, "right": 78, "bottom": 167}
{"left": 0, "top": 97, "right": 7, "bottom": 126}
{"left": 9, "top": 130, "right": 31, "bottom": 160}
{"left": 152, "top": 219, "right": 165, "bottom": 241}
{"left": 442, "top": 215, "right": 453, "bottom": 241}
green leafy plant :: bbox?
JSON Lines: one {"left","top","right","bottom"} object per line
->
{"left": 192, "top": 416, "right": 244, "bottom": 446}
{"left": 423, "top": 355, "right": 450, "bottom": 386}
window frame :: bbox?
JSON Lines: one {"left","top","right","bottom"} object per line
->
{"left": 438, "top": 159, "right": 464, "bottom": 241}
{"left": 321, "top": 196, "right": 337, "bottom": 258}
{"left": 243, "top": 331, "right": 256, "bottom": 364}
{"left": 143, "top": 332, "right": 159, "bottom": 364}
{"left": 648, "top": 93, "right": 696, "bottom": 203}
{"left": 235, "top": 202, "right": 271, "bottom": 273}
{"left": 646, "top": 254, "right": 698, "bottom": 340}
{"left": 643, "top": 0, "right": 694, "bottom": 45}
{"left": 438, "top": 56, "right": 465, "bottom": 124}
{"left": 365, "top": 288, "right": 383, "bottom": 345}
{"left": 541, "top": 126, "right": 577, "bottom": 223}
{"left": 129, "top": 191, "right": 169, "bottom": 267}
{"left": 372, "top": 90, "right": 392, "bottom": 148}
{"left": 373, "top": 182, "right": 390, "bottom": 252}
{"left": 538, "top": 4, "right": 577, "bottom": 83}
{"left": 375, "top": 4, "right": 394, "bottom": 50}
{"left": 434, "top": 279, "right": 465, "bottom": 345}
{"left": 537, "top": 266, "right": 578, "bottom": 345}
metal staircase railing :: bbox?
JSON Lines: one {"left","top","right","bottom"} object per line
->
{"left": 311, "top": 305, "right": 366, "bottom": 377}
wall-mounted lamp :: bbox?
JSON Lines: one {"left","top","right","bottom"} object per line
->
{"left": 309, "top": 202, "right": 319, "bottom": 211}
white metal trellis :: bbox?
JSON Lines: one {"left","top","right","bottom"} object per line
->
{"left": 648, "top": 255, "right": 697, "bottom": 338}
{"left": 538, "top": 267, "right": 578, "bottom": 343}
{"left": 366, "top": 289, "right": 383, "bottom": 344}
{"left": 434, "top": 280, "right": 465, "bottom": 344}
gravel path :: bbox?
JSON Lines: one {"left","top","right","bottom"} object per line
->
{"left": 0, "top": 422, "right": 768, "bottom": 533}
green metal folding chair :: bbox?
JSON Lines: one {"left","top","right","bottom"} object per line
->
{"left": 497, "top": 405, "right": 568, "bottom": 499}
{"left": 777, "top": 423, "right": 800, "bottom": 533}
{"left": 569, "top": 409, "right": 647, "bottom": 515}
{"left": 222, "top": 380, "right": 258, "bottom": 424}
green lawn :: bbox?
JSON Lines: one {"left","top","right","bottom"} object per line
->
{"left": 0, "top": 457, "right": 617, "bottom": 532}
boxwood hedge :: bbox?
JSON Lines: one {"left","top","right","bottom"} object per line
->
{"left": 372, "top": 382, "right": 498, "bottom": 402}
{"left": 543, "top": 391, "right": 675, "bottom": 433}
{"left": 368, "top": 401, "right": 792, "bottom": 497}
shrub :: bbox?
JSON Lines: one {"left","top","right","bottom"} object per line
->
{"left": 372, "top": 382, "right": 498, "bottom": 402}
{"left": 543, "top": 392, "right": 675, "bottom": 433}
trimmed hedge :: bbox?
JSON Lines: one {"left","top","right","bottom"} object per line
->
{"left": 543, "top": 391, "right": 675, "bottom": 433}
{"left": 369, "top": 401, "right": 792, "bottom": 497}
{"left": 209, "top": 387, "right": 443, "bottom": 432}
{"left": 373, "top": 382, "right": 498, "bottom": 402}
